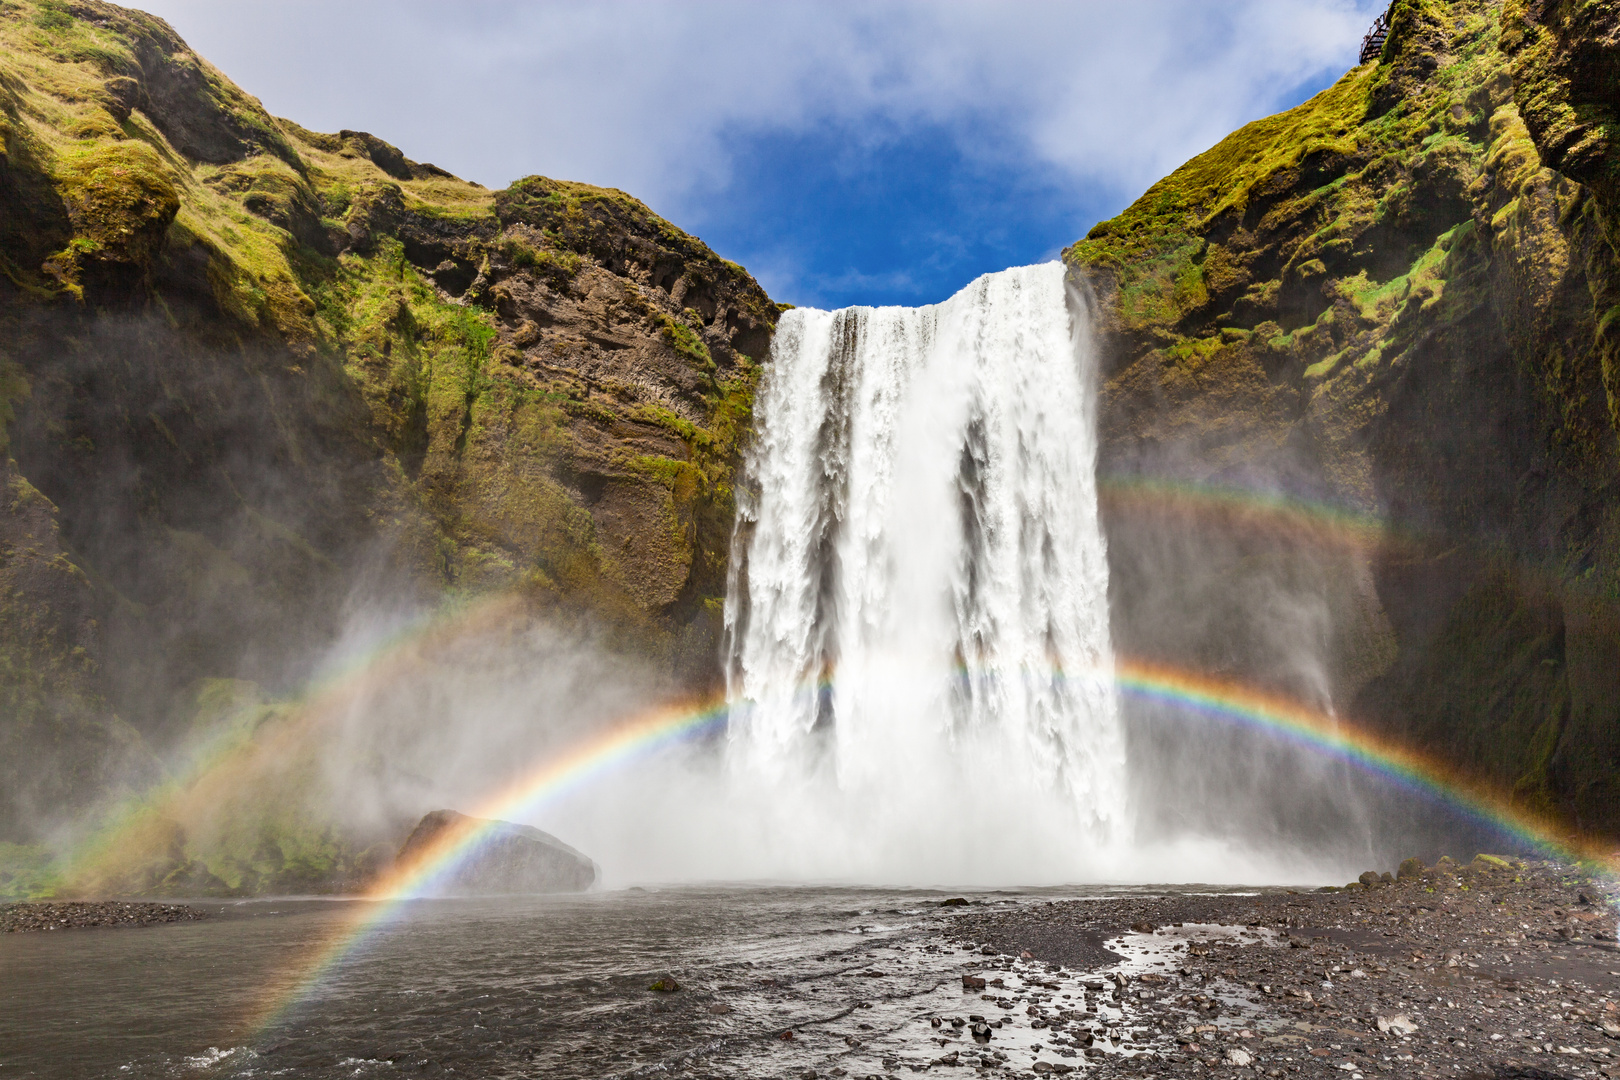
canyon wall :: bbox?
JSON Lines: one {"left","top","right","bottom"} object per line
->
{"left": 0, "top": 0, "right": 775, "bottom": 884}
{"left": 5, "top": 0, "right": 1618, "bottom": 892}
{"left": 1073, "top": 0, "right": 1620, "bottom": 837}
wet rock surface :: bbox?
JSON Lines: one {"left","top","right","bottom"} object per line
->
{"left": 397, "top": 809, "right": 599, "bottom": 895}
{"left": 1, "top": 900, "right": 206, "bottom": 933}
{"left": 4, "top": 875, "right": 1615, "bottom": 1079}
{"left": 951, "top": 858, "right": 1619, "bottom": 1078}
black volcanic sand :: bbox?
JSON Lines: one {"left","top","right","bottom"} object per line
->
{"left": 937, "top": 857, "right": 1620, "bottom": 1079}
{"left": 0, "top": 900, "right": 207, "bottom": 932}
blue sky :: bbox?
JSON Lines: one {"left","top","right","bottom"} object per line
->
{"left": 137, "top": 1, "right": 1384, "bottom": 308}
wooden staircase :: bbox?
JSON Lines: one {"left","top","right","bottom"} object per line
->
{"left": 1360, "top": 4, "right": 1393, "bottom": 64}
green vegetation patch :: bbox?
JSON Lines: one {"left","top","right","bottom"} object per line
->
{"left": 45, "top": 141, "right": 180, "bottom": 291}
{"left": 661, "top": 313, "right": 715, "bottom": 371}
{"left": 501, "top": 231, "right": 581, "bottom": 288}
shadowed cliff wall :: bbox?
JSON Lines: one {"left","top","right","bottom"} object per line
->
{"left": 0, "top": 0, "right": 776, "bottom": 879}
{"left": 1074, "top": 0, "right": 1620, "bottom": 841}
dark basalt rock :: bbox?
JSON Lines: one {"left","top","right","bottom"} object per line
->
{"left": 1073, "top": 0, "right": 1620, "bottom": 845}
{"left": 397, "top": 810, "right": 598, "bottom": 896}
{"left": 0, "top": 1, "right": 778, "bottom": 877}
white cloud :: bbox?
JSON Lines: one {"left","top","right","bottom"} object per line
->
{"left": 135, "top": 0, "right": 1384, "bottom": 222}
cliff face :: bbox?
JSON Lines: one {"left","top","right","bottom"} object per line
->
{"left": 0, "top": 0, "right": 776, "bottom": 860}
{"left": 1073, "top": 0, "right": 1620, "bottom": 836}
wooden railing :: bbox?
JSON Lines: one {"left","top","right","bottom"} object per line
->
{"left": 1360, "top": 5, "right": 1393, "bottom": 64}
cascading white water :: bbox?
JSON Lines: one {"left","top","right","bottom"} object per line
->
{"left": 721, "top": 262, "right": 1126, "bottom": 882}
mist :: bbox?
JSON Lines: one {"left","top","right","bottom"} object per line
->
{"left": 4, "top": 298, "right": 1524, "bottom": 897}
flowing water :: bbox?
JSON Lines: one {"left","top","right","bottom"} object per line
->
{"left": 0, "top": 887, "right": 1215, "bottom": 1080}
{"left": 0, "top": 267, "right": 1299, "bottom": 1078}
{"left": 721, "top": 263, "right": 1125, "bottom": 882}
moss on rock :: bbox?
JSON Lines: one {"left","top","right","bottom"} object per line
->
{"left": 1077, "top": 0, "right": 1620, "bottom": 840}
{"left": 0, "top": 0, "right": 779, "bottom": 892}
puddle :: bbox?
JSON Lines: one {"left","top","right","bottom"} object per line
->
{"left": 765, "top": 939, "right": 1183, "bottom": 1075}
{"left": 1105, "top": 922, "right": 1284, "bottom": 977}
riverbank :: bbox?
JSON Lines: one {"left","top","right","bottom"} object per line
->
{"left": 0, "top": 874, "right": 1613, "bottom": 1078}
{"left": 1, "top": 901, "right": 207, "bottom": 933}
{"left": 941, "top": 857, "right": 1619, "bottom": 1078}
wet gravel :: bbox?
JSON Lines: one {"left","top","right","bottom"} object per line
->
{"left": 947, "top": 857, "right": 1620, "bottom": 1079}
{"left": 2, "top": 865, "right": 1615, "bottom": 1079}
{"left": 1, "top": 901, "right": 207, "bottom": 933}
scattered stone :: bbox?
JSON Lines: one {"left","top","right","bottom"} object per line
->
{"left": 962, "top": 974, "right": 986, "bottom": 990}
{"left": 946, "top": 856, "right": 1613, "bottom": 1079}
{"left": 940, "top": 897, "right": 969, "bottom": 907}
{"left": 648, "top": 977, "right": 680, "bottom": 992}
{"left": 1, "top": 901, "right": 206, "bottom": 933}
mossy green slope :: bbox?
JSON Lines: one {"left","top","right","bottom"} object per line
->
{"left": 0, "top": 0, "right": 777, "bottom": 893}
{"left": 1075, "top": 0, "right": 1620, "bottom": 838}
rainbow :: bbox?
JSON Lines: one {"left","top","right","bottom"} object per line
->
{"left": 1097, "top": 476, "right": 1620, "bottom": 608}
{"left": 55, "top": 593, "right": 537, "bottom": 897}
{"left": 252, "top": 693, "right": 731, "bottom": 1032}
{"left": 1112, "top": 658, "right": 1572, "bottom": 859}
{"left": 33, "top": 476, "right": 1609, "bottom": 1034}
{"left": 1097, "top": 475, "right": 1397, "bottom": 550}
{"left": 239, "top": 654, "right": 1608, "bottom": 1037}
{"left": 47, "top": 475, "right": 1561, "bottom": 895}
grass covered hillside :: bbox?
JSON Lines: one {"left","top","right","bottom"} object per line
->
{"left": 0, "top": 0, "right": 778, "bottom": 893}
{"left": 1073, "top": 0, "right": 1620, "bottom": 840}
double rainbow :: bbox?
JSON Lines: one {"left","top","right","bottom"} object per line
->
{"left": 41, "top": 478, "right": 1603, "bottom": 1035}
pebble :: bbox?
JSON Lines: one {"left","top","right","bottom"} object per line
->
{"left": 948, "top": 856, "right": 1618, "bottom": 1078}
{"left": 0, "top": 901, "right": 206, "bottom": 933}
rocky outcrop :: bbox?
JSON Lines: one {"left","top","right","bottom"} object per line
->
{"left": 1073, "top": 0, "right": 1620, "bottom": 836}
{"left": 0, "top": 0, "right": 776, "bottom": 870}
{"left": 397, "top": 810, "right": 597, "bottom": 895}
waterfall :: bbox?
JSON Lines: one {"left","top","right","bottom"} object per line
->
{"left": 721, "top": 262, "right": 1125, "bottom": 883}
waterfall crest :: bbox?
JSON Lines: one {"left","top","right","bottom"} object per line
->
{"left": 722, "top": 262, "right": 1125, "bottom": 882}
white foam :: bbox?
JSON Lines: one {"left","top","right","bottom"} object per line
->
{"left": 720, "top": 263, "right": 1124, "bottom": 883}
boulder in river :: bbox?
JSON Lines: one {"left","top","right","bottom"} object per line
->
{"left": 396, "top": 810, "right": 598, "bottom": 895}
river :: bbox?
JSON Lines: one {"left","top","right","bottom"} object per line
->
{"left": 0, "top": 884, "right": 1225, "bottom": 1079}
